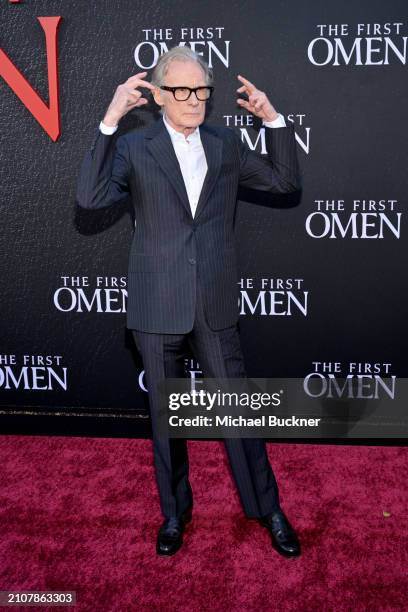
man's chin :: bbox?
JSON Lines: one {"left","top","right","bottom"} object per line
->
{"left": 183, "top": 116, "right": 204, "bottom": 127}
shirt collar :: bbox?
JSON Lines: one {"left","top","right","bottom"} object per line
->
{"left": 163, "top": 113, "right": 201, "bottom": 144}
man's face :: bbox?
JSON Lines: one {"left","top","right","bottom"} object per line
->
{"left": 153, "top": 59, "right": 208, "bottom": 132}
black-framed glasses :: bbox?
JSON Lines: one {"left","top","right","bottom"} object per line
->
{"left": 160, "top": 85, "right": 214, "bottom": 101}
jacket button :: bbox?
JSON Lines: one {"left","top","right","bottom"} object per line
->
{"left": 188, "top": 258, "right": 196, "bottom": 265}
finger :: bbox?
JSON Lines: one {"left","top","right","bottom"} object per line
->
{"left": 248, "top": 93, "right": 261, "bottom": 103}
{"left": 237, "top": 74, "right": 255, "bottom": 92}
{"left": 250, "top": 92, "right": 265, "bottom": 105}
{"left": 236, "top": 85, "right": 247, "bottom": 93}
{"left": 129, "top": 79, "right": 156, "bottom": 92}
{"left": 126, "top": 71, "right": 148, "bottom": 82}
{"left": 236, "top": 98, "right": 251, "bottom": 110}
{"left": 127, "top": 99, "right": 148, "bottom": 111}
{"left": 125, "top": 73, "right": 156, "bottom": 91}
{"left": 249, "top": 101, "right": 261, "bottom": 111}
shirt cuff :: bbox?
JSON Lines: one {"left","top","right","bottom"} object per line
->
{"left": 99, "top": 120, "right": 118, "bottom": 135}
{"left": 263, "top": 113, "right": 286, "bottom": 128}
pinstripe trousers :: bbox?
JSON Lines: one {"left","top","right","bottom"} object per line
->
{"left": 132, "top": 276, "right": 281, "bottom": 520}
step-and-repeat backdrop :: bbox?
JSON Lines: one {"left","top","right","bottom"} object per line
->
{"left": 1, "top": 1, "right": 406, "bottom": 436}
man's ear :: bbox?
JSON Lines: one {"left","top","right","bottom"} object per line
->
{"left": 152, "top": 87, "right": 164, "bottom": 107}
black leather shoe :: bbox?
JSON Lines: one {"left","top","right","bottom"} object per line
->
{"left": 258, "top": 509, "right": 301, "bottom": 557}
{"left": 156, "top": 507, "right": 192, "bottom": 556}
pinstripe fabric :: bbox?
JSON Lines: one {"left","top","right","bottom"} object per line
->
{"left": 76, "top": 117, "right": 301, "bottom": 333}
{"left": 133, "top": 275, "right": 280, "bottom": 519}
{"left": 77, "top": 117, "right": 301, "bottom": 520}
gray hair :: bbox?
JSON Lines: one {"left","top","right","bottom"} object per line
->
{"left": 151, "top": 46, "right": 213, "bottom": 87}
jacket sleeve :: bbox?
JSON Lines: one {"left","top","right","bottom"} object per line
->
{"left": 76, "top": 129, "right": 131, "bottom": 209}
{"left": 236, "top": 123, "right": 302, "bottom": 194}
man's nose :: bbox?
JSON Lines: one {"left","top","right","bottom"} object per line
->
{"left": 188, "top": 92, "right": 200, "bottom": 105}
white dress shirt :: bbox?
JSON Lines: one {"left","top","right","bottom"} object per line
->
{"left": 99, "top": 112, "right": 286, "bottom": 218}
{"left": 161, "top": 113, "right": 207, "bottom": 218}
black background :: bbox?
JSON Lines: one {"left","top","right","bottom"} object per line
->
{"left": 1, "top": 1, "right": 406, "bottom": 437}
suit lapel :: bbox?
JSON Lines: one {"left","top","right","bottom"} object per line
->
{"left": 194, "top": 124, "right": 223, "bottom": 221}
{"left": 145, "top": 118, "right": 223, "bottom": 221}
{"left": 146, "top": 118, "right": 192, "bottom": 217}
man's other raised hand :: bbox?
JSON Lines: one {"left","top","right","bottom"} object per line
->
{"left": 236, "top": 75, "right": 279, "bottom": 122}
{"left": 103, "top": 72, "right": 156, "bottom": 127}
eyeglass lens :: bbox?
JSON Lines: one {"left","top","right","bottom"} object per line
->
{"left": 174, "top": 87, "right": 212, "bottom": 101}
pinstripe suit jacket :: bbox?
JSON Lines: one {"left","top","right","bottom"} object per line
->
{"left": 76, "top": 117, "right": 301, "bottom": 333}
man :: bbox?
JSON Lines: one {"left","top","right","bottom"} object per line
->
{"left": 77, "top": 47, "right": 302, "bottom": 558}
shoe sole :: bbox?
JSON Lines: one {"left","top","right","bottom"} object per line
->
{"left": 156, "top": 543, "right": 183, "bottom": 556}
{"left": 271, "top": 542, "right": 301, "bottom": 558}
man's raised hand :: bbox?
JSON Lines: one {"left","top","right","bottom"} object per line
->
{"left": 103, "top": 72, "right": 156, "bottom": 127}
{"left": 236, "top": 75, "right": 279, "bottom": 122}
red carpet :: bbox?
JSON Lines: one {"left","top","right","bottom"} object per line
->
{"left": 0, "top": 435, "right": 406, "bottom": 611}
